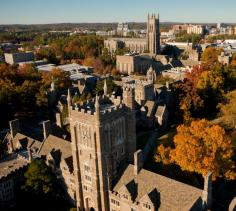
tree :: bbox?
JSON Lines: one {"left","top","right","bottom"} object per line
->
{"left": 231, "top": 53, "right": 236, "bottom": 67}
{"left": 23, "top": 159, "right": 56, "bottom": 195}
{"left": 174, "top": 80, "right": 204, "bottom": 123}
{"left": 219, "top": 90, "right": 236, "bottom": 129}
{"left": 156, "top": 119, "right": 236, "bottom": 180}
{"left": 155, "top": 75, "right": 175, "bottom": 85}
{"left": 201, "top": 47, "right": 222, "bottom": 65}
{"left": 41, "top": 68, "right": 71, "bottom": 90}
{"left": 95, "top": 79, "right": 121, "bottom": 96}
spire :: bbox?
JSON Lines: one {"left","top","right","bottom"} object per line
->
{"left": 157, "top": 13, "right": 160, "bottom": 20}
{"left": 103, "top": 79, "right": 108, "bottom": 96}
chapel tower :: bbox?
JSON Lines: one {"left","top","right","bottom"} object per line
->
{"left": 147, "top": 13, "right": 161, "bottom": 55}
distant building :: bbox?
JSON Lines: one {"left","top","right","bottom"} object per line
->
{"left": 228, "top": 26, "right": 236, "bottom": 35}
{"left": 116, "top": 54, "right": 153, "bottom": 75}
{"left": 147, "top": 13, "right": 161, "bottom": 54}
{"left": 96, "top": 31, "right": 109, "bottom": 36}
{"left": 104, "top": 13, "right": 160, "bottom": 55}
{"left": 117, "top": 22, "right": 129, "bottom": 36}
{"left": 104, "top": 37, "right": 147, "bottom": 54}
{"left": 172, "top": 24, "right": 189, "bottom": 32}
{"left": 218, "top": 52, "right": 232, "bottom": 65}
{"left": 187, "top": 25, "right": 205, "bottom": 35}
{"left": 162, "top": 66, "right": 191, "bottom": 81}
{"left": 4, "top": 52, "right": 34, "bottom": 65}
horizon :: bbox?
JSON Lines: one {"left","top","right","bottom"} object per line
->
{"left": 0, "top": 0, "right": 236, "bottom": 25}
{"left": 0, "top": 21, "right": 236, "bottom": 26}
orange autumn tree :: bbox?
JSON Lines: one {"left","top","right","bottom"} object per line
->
{"left": 201, "top": 47, "right": 222, "bottom": 65}
{"left": 156, "top": 119, "right": 236, "bottom": 180}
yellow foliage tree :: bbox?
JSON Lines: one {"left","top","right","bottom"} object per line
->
{"left": 41, "top": 68, "right": 71, "bottom": 90}
{"left": 201, "top": 47, "right": 222, "bottom": 65}
{"left": 219, "top": 90, "right": 236, "bottom": 129}
{"left": 157, "top": 119, "right": 236, "bottom": 180}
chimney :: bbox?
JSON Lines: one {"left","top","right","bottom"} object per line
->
{"left": 55, "top": 113, "right": 62, "bottom": 128}
{"left": 43, "top": 120, "right": 51, "bottom": 140}
{"left": 28, "top": 148, "right": 33, "bottom": 162}
{"left": 9, "top": 119, "right": 20, "bottom": 139}
{"left": 134, "top": 150, "right": 143, "bottom": 175}
{"left": 166, "top": 81, "right": 170, "bottom": 90}
{"left": 202, "top": 172, "right": 212, "bottom": 210}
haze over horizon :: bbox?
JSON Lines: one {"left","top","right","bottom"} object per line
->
{"left": 0, "top": 0, "right": 236, "bottom": 25}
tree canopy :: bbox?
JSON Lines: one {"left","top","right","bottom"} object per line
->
{"left": 201, "top": 47, "right": 222, "bottom": 65}
{"left": 23, "top": 159, "right": 56, "bottom": 195}
{"left": 156, "top": 119, "right": 236, "bottom": 180}
{"left": 219, "top": 90, "right": 236, "bottom": 129}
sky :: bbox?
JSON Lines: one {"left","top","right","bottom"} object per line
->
{"left": 0, "top": 0, "right": 236, "bottom": 24}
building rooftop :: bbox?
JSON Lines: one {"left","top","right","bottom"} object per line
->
{"left": 8, "top": 132, "right": 41, "bottom": 153}
{"left": 38, "top": 135, "right": 73, "bottom": 172}
{"left": 113, "top": 164, "right": 203, "bottom": 210}
{"left": 0, "top": 154, "right": 28, "bottom": 179}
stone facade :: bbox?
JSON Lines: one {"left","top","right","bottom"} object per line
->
{"left": 68, "top": 88, "right": 136, "bottom": 210}
{"left": 187, "top": 25, "right": 205, "bottom": 35}
{"left": 104, "top": 38, "right": 147, "bottom": 54}
{"left": 147, "top": 13, "right": 161, "bottom": 55}
{"left": 116, "top": 54, "right": 153, "bottom": 75}
{"left": 38, "top": 134, "right": 76, "bottom": 205}
{"left": 4, "top": 52, "right": 34, "bottom": 65}
{"left": 121, "top": 69, "right": 155, "bottom": 106}
{"left": 104, "top": 13, "right": 160, "bottom": 55}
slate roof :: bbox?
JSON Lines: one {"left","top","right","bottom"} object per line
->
{"left": 9, "top": 132, "right": 41, "bottom": 153}
{"left": 38, "top": 135, "right": 73, "bottom": 172}
{"left": 113, "top": 164, "right": 203, "bottom": 211}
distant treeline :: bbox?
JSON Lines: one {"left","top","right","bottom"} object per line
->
{"left": 0, "top": 22, "right": 188, "bottom": 32}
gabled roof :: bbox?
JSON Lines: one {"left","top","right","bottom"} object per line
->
{"left": 113, "top": 164, "right": 202, "bottom": 210}
{"left": 119, "top": 179, "right": 137, "bottom": 200}
{"left": 38, "top": 135, "right": 71, "bottom": 159}
{"left": 38, "top": 135, "right": 73, "bottom": 171}
{"left": 10, "top": 132, "right": 41, "bottom": 153}
{"left": 140, "top": 188, "right": 159, "bottom": 207}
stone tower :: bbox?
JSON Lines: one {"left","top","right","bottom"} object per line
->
{"left": 69, "top": 88, "right": 136, "bottom": 211}
{"left": 147, "top": 13, "right": 161, "bottom": 55}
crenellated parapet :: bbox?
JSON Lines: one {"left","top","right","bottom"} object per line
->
{"left": 70, "top": 98, "right": 127, "bottom": 124}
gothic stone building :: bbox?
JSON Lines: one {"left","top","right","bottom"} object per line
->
{"left": 69, "top": 87, "right": 136, "bottom": 211}
{"left": 104, "top": 14, "right": 160, "bottom": 55}
{"left": 67, "top": 84, "right": 211, "bottom": 211}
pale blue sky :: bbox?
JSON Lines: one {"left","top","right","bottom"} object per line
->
{"left": 0, "top": 0, "right": 235, "bottom": 24}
